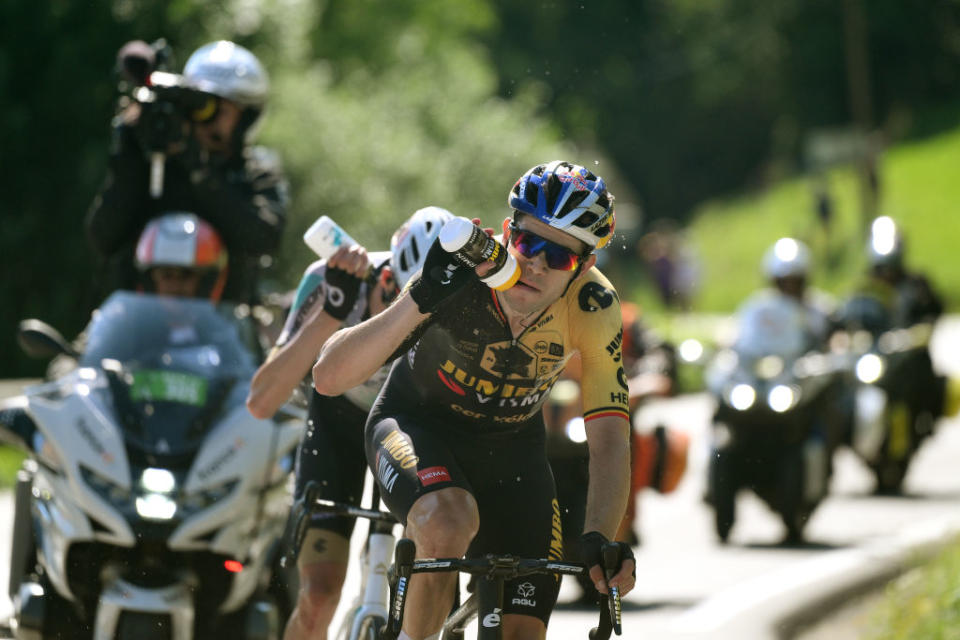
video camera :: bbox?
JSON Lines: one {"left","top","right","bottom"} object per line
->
{"left": 131, "top": 71, "right": 212, "bottom": 154}
{"left": 116, "top": 39, "right": 216, "bottom": 197}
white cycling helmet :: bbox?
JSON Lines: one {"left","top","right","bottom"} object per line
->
{"left": 762, "top": 237, "right": 810, "bottom": 279}
{"left": 390, "top": 206, "right": 455, "bottom": 288}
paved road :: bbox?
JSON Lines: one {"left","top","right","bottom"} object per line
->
{"left": 3, "top": 318, "right": 960, "bottom": 638}
{"left": 539, "top": 316, "right": 960, "bottom": 639}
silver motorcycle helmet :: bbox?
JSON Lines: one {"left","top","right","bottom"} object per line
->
{"left": 866, "top": 215, "right": 904, "bottom": 269}
{"left": 183, "top": 41, "right": 269, "bottom": 144}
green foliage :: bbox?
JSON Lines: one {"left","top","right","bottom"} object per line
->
{"left": 3, "top": 0, "right": 960, "bottom": 377}
{"left": 486, "top": 0, "right": 960, "bottom": 219}
{"left": 0, "top": 446, "right": 25, "bottom": 490}
{"left": 678, "top": 122, "right": 960, "bottom": 313}
{"left": 259, "top": 0, "right": 577, "bottom": 288}
{"left": 0, "top": 0, "right": 578, "bottom": 373}
{"left": 864, "top": 538, "right": 960, "bottom": 639}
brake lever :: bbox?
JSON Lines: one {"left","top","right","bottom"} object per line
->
{"left": 280, "top": 481, "right": 320, "bottom": 568}
{"left": 601, "top": 542, "right": 623, "bottom": 636}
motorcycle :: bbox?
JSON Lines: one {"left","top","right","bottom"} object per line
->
{"left": 705, "top": 302, "right": 846, "bottom": 544}
{"left": 0, "top": 291, "right": 303, "bottom": 640}
{"left": 835, "top": 294, "right": 942, "bottom": 494}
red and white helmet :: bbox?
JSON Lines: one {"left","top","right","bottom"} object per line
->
{"left": 135, "top": 213, "right": 229, "bottom": 302}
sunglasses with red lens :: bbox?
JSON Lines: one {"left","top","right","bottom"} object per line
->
{"left": 508, "top": 222, "right": 583, "bottom": 271}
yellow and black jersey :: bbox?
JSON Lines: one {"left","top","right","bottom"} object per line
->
{"left": 381, "top": 268, "right": 630, "bottom": 432}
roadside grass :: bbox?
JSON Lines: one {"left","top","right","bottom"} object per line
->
{"left": 863, "top": 537, "right": 960, "bottom": 639}
{"left": 631, "top": 123, "right": 960, "bottom": 318}
{"left": 0, "top": 446, "right": 25, "bottom": 489}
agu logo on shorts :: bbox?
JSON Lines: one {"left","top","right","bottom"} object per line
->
{"left": 417, "top": 466, "right": 452, "bottom": 487}
{"left": 512, "top": 582, "right": 536, "bottom": 607}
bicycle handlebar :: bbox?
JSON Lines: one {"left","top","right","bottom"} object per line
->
{"left": 281, "top": 481, "right": 399, "bottom": 567}
{"left": 386, "top": 538, "right": 623, "bottom": 639}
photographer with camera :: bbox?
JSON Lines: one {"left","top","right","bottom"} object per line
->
{"left": 86, "top": 39, "right": 288, "bottom": 305}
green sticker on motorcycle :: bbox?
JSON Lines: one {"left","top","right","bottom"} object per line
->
{"left": 130, "top": 370, "right": 208, "bottom": 406}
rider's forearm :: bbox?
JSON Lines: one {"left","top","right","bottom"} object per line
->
{"left": 246, "top": 308, "right": 342, "bottom": 419}
{"left": 582, "top": 416, "right": 632, "bottom": 538}
{"left": 313, "top": 293, "right": 429, "bottom": 396}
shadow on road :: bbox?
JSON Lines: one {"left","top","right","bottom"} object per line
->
{"left": 741, "top": 540, "right": 849, "bottom": 552}
{"left": 555, "top": 597, "right": 696, "bottom": 613}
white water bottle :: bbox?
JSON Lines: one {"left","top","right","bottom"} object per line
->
{"left": 303, "top": 215, "right": 357, "bottom": 260}
{"left": 439, "top": 217, "right": 521, "bottom": 291}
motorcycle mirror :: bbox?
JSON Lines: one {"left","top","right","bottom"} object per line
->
{"left": 17, "top": 319, "right": 80, "bottom": 360}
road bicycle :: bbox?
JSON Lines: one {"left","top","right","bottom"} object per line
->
{"left": 383, "top": 538, "right": 624, "bottom": 640}
{"left": 285, "top": 480, "right": 400, "bottom": 640}
{"left": 286, "top": 483, "right": 625, "bottom": 640}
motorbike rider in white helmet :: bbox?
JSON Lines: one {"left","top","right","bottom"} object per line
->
{"left": 87, "top": 40, "right": 287, "bottom": 305}
{"left": 246, "top": 206, "right": 453, "bottom": 640}
{"left": 862, "top": 216, "right": 943, "bottom": 328}
{"left": 733, "top": 237, "right": 833, "bottom": 360}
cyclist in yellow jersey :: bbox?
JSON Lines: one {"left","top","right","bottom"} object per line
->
{"left": 314, "top": 161, "right": 636, "bottom": 640}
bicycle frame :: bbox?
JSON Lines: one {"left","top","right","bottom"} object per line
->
{"left": 385, "top": 538, "right": 622, "bottom": 640}
{"left": 284, "top": 480, "right": 400, "bottom": 640}
{"left": 340, "top": 513, "right": 396, "bottom": 640}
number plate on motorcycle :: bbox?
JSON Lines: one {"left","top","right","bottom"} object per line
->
{"left": 130, "top": 370, "right": 208, "bottom": 406}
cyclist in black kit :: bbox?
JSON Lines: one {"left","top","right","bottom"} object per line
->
{"left": 314, "top": 161, "right": 636, "bottom": 640}
{"left": 247, "top": 207, "right": 453, "bottom": 640}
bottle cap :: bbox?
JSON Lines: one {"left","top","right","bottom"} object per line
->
{"left": 303, "top": 215, "right": 357, "bottom": 259}
{"left": 438, "top": 216, "right": 476, "bottom": 253}
{"left": 480, "top": 253, "right": 521, "bottom": 290}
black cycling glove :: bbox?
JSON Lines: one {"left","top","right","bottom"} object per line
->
{"left": 322, "top": 266, "right": 363, "bottom": 321}
{"left": 579, "top": 531, "right": 636, "bottom": 579}
{"left": 409, "top": 238, "right": 473, "bottom": 314}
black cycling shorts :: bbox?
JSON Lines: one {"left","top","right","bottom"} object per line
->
{"left": 365, "top": 406, "right": 563, "bottom": 624}
{"left": 294, "top": 391, "right": 368, "bottom": 538}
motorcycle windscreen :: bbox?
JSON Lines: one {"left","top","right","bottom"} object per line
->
{"left": 80, "top": 291, "right": 258, "bottom": 456}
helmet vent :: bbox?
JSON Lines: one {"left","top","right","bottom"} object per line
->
{"left": 572, "top": 211, "right": 599, "bottom": 228}
{"left": 544, "top": 175, "right": 563, "bottom": 209}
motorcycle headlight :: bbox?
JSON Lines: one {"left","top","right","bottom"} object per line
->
{"left": 80, "top": 464, "right": 131, "bottom": 506}
{"left": 728, "top": 384, "right": 756, "bottom": 411}
{"left": 136, "top": 493, "right": 177, "bottom": 520}
{"left": 767, "top": 385, "right": 796, "bottom": 413}
{"left": 140, "top": 467, "right": 177, "bottom": 493}
{"left": 564, "top": 417, "right": 587, "bottom": 444}
{"left": 856, "top": 353, "right": 885, "bottom": 384}
{"left": 678, "top": 339, "right": 704, "bottom": 363}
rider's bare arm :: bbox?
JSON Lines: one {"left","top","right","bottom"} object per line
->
{"left": 248, "top": 244, "right": 372, "bottom": 418}
{"left": 246, "top": 305, "right": 342, "bottom": 419}
{"left": 583, "top": 415, "right": 631, "bottom": 538}
{"left": 313, "top": 292, "right": 429, "bottom": 396}
{"left": 583, "top": 414, "right": 636, "bottom": 595}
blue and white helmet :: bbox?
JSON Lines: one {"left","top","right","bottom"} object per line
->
{"left": 390, "top": 206, "right": 455, "bottom": 288}
{"left": 508, "top": 160, "right": 616, "bottom": 250}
